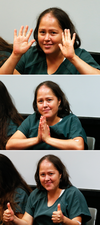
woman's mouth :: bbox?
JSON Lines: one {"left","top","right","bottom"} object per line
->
{"left": 44, "top": 44, "right": 52, "bottom": 48}
{"left": 43, "top": 109, "right": 50, "bottom": 113}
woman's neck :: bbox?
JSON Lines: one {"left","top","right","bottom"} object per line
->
{"left": 47, "top": 188, "right": 62, "bottom": 207}
{"left": 46, "top": 116, "right": 61, "bottom": 126}
{"left": 46, "top": 52, "right": 65, "bottom": 75}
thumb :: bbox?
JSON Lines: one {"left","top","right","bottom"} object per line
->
{"left": 7, "top": 202, "right": 12, "bottom": 211}
{"left": 57, "top": 203, "right": 61, "bottom": 211}
{"left": 58, "top": 43, "right": 63, "bottom": 51}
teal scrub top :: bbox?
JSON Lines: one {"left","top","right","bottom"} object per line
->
{"left": 14, "top": 187, "right": 29, "bottom": 214}
{"left": 0, "top": 51, "right": 11, "bottom": 66}
{"left": 25, "top": 186, "right": 91, "bottom": 225}
{"left": 18, "top": 112, "right": 88, "bottom": 150}
{"left": 7, "top": 119, "right": 18, "bottom": 137}
{"left": 15, "top": 46, "right": 100, "bottom": 74}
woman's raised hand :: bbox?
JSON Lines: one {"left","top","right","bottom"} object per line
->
{"left": 58, "top": 29, "right": 76, "bottom": 60}
{"left": 3, "top": 202, "right": 14, "bottom": 223}
{"left": 52, "top": 204, "right": 64, "bottom": 223}
{"left": 13, "top": 25, "right": 35, "bottom": 58}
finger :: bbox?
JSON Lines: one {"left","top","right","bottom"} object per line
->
{"left": 28, "top": 39, "right": 35, "bottom": 48}
{"left": 47, "top": 125, "right": 50, "bottom": 135}
{"left": 23, "top": 25, "right": 29, "bottom": 36}
{"left": 14, "top": 29, "right": 17, "bottom": 38}
{"left": 18, "top": 26, "right": 24, "bottom": 36}
{"left": 62, "top": 32, "right": 65, "bottom": 44}
{"left": 72, "top": 33, "right": 76, "bottom": 44}
{"left": 58, "top": 43, "right": 63, "bottom": 51}
{"left": 57, "top": 203, "right": 61, "bottom": 211}
{"left": 26, "top": 28, "right": 33, "bottom": 40}
{"left": 40, "top": 116, "right": 43, "bottom": 123}
{"left": 7, "top": 202, "right": 12, "bottom": 211}
{"left": 44, "top": 116, "right": 46, "bottom": 121}
{"left": 67, "top": 29, "right": 71, "bottom": 40}
{"left": 52, "top": 211, "right": 57, "bottom": 215}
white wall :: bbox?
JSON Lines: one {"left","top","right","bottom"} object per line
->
{"left": 0, "top": 0, "right": 100, "bottom": 192}
{"left": 0, "top": 75, "right": 100, "bottom": 117}
{"left": 0, "top": 0, "right": 100, "bottom": 52}
{"left": 0, "top": 150, "right": 100, "bottom": 190}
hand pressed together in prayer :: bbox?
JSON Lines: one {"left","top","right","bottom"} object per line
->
{"left": 38, "top": 116, "right": 50, "bottom": 143}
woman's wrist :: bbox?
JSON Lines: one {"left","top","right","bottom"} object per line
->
{"left": 62, "top": 214, "right": 65, "bottom": 224}
{"left": 11, "top": 51, "right": 22, "bottom": 61}
{"left": 67, "top": 53, "right": 77, "bottom": 63}
{"left": 44, "top": 135, "right": 51, "bottom": 145}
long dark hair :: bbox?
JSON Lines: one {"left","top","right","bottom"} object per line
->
{"left": 33, "top": 80, "right": 71, "bottom": 119}
{"left": 35, "top": 154, "right": 72, "bottom": 190}
{"left": 34, "top": 7, "right": 81, "bottom": 51}
{"left": 0, "top": 81, "right": 24, "bottom": 149}
{"left": 0, "top": 37, "right": 13, "bottom": 66}
{"left": 0, "top": 154, "right": 32, "bottom": 220}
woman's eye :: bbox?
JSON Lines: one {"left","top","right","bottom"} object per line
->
{"left": 41, "top": 173, "right": 45, "bottom": 176}
{"left": 38, "top": 100, "right": 43, "bottom": 103}
{"left": 51, "top": 31, "right": 57, "bottom": 35}
{"left": 49, "top": 173, "right": 53, "bottom": 175}
{"left": 40, "top": 31, "right": 45, "bottom": 34}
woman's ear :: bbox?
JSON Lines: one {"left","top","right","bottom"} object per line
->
{"left": 58, "top": 99, "right": 61, "bottom": 106}
{"left": 60, "top": 174, "right": 62, "bottom": 179}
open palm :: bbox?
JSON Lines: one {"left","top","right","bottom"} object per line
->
{"left": 13, "top": 25, "right": 35, "bottom": 56}
{"left": 59, "top": 29, "right": 76, "bottom": 60}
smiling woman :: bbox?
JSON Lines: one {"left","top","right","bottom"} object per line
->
{"left": 6, "top": 80, "right": 88, "bottom": 150}
{"left": 0, "top": 7, "right": 100, "bottom": 75}
{"left": 3, "top": 154, "right": 91, "bottom": 225}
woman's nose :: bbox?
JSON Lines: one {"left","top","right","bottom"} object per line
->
{"left": 43, "top": 101, "right": 48, "bottom": 107}
{"left": 45, "top": 175, "right": 50, "bottom": 181}
{"left": 44, "top": 33, "right": 50, "bottom": 41}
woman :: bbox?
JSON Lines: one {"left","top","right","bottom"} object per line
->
{"left": 0, "top": 153, "right": 32, "bottom": 224}
{"left": 6, "top": 80, "right": 87, "bottom": 150}
{"left": 0, "top": 8, "right": 100, "bottom": 75}
{"left": 3, "top": 154, "right": 91, "bottom": 225}
{"left": 0, "top": 80, "right": 24, "bottom": 149}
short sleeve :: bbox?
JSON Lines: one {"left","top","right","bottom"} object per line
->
{"left": 25, "top": 189, "right": 39, "bottom": 217}
{"left": 18, "top": 116, "right": 30, "bottom": 137}
{"left": 7, "top": 120, "right": 18, "bottom": 137}
{"left": 14, "top": 188, "right": 29, "bottom": 214}
{"left": 64, "top": 187, "right": 91, "bottom": 224}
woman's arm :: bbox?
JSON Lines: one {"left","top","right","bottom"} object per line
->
{"left": 0, "top": 26, "right": 35, "bottom": 74}
{"left": 59, "top": 29, "right": 100, "bottom": 74}
{"left": 52, "top": 204, "right": 82, "bottom": 225}
{"left": 16, "top": 214, "right": 23, "bottom": 219}
{"left": 6, "top": 130, "right": 41, "bottom": 150}
{"left": 44, "top": 136, "right": 84, "bottom": 150}
{"left": 39, "top": 116, "right": 84, "bottom": 150}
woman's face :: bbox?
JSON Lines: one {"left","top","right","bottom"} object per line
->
{"left": 39, "top": 159, "right": 61, "bottom": 192}
{"left": 38, "top": 13, "right": 63, "bottom": 56}
{"left": 36, "top": 85, "right": 61, "bottom": 122}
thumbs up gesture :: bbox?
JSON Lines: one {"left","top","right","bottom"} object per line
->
{"left": 52, "top": 203, "right": 64, "bottom": 223}
{"left": 3, "top": 202, "right": 14, "bottom": 223}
